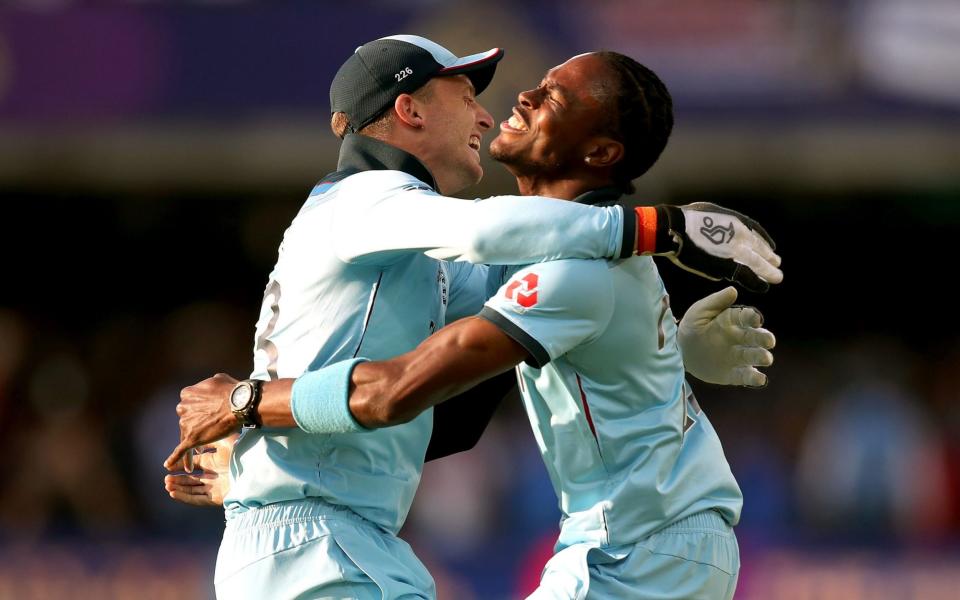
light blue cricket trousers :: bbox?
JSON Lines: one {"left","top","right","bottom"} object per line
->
{"left": 528, "top": 510, "right": 740, "bottom": 600}
{"left": 214, "top": 498, "right": 435, "bottom": 600}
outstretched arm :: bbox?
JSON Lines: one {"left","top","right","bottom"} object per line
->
{"left": 164, "top": 282, "right": 778, "bottom": 470}
{"left": 333, "top": 177, "right": 782, "bottom": 290}
{"left": 347, "top": 317, "right": 527, "bottom": 427}
{"left": 164, "top": 318, "right": 528, "bottom": 471}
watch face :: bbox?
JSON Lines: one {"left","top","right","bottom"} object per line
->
{"left": 230, "top": 384, "right": 252, "bottom": 410}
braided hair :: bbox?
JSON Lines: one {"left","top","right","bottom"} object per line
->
{"left": 595, "top": 52, "right": 673, "bottom": 194}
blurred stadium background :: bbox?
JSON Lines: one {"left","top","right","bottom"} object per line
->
{"left": 1, "top": 0, "right": 959, "bottom": 598}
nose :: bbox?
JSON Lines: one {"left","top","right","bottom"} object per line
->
{"left": 475, "top": 102, "right": 493, "bottom": 131}
{"left": 518, "top": 88, "right": 539, "bottom": 109}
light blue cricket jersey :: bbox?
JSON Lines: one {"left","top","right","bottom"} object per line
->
{"left": 226, "top": 136, "right": 634, "bottom": 534}
{"left": 480, "top": 187, "right": 743, "bottom": 550}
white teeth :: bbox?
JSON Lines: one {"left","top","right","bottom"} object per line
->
{"left": 508, "top": 114, "right": 527, "bottom": 131}
{"left": 468, "top": 136, "right": 480, "bottom": 150}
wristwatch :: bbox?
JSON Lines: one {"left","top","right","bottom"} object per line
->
{"left": 230, "top": 379, "right": 263, "bottom": 429}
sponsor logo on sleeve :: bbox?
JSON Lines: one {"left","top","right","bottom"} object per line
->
{"left": 504, "top": 273, "right": 539, "bottom": 308}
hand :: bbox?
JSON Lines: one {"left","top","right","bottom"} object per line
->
{"left": 657, "top": 203, "right": 782, "bottom": 292}
{"left": 164, "top": 436, "right": 235, "bottom": 507}
{"left": 678, "top": 286, "right": 775, "bottom": 387}
{"left": 164, "top": 373, "right": 241, "bottom": 472}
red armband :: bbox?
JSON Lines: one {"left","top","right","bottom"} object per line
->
{"left": 634, "top": 206, "right": 658, "bottom": 255}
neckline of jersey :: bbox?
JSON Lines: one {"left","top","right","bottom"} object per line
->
{"left": 336, "top": 134, "right": 437, "bottom": 190}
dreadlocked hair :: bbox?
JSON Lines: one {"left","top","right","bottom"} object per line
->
{"left": 595, "top": 51, "right": 673, "bottom": 195}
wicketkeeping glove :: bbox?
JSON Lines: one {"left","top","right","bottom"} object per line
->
{"left": 678, "top": 286, "right": 776, "bottom": 387}
{"left": 646, "top": 203, "right": 783, "bottom": 293}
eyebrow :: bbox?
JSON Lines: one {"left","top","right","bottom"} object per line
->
{"left": 542, "top": 79, "right": 569, "bottom": 101}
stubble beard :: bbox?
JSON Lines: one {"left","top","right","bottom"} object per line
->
{"left": 489, "top": 140, "right": 542, "bottom": 176}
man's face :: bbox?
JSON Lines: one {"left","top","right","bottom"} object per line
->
{"left": 489, "top": 53, "right": 615, "bottom": 175}
{"left": 417, "top": 75, "right": 493, "bottom": 194}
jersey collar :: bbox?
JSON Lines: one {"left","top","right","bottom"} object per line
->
{"left": 572, "top": 186, "right": 624, "bottom": 206}
{"left": 337, "top": 134, "right": 437, "bottom": 190}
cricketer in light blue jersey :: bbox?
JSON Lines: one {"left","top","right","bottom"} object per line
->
{"left": 481, "top": 187, "right": 742, "bottom": 599}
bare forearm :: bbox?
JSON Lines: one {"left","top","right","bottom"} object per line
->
{"left": 258, "top": 378, "right": 298, "bottom": 428}
{"left": 349, "top": 316, "right": 528, "bottom": 428}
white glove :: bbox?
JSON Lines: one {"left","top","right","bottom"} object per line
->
{"left": 658, "top": 203, "right": 783, "bottom": 292}
{"left": 678, "top": 286, "right": 775, "bottom": 387}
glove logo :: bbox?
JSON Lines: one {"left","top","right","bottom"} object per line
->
{"left": 505, "top": 273, "right": 539, "bottom": 308}
{"left": 699, "top": 217, "right": 735, "bottom": 245}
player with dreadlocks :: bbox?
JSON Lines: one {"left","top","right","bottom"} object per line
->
{"left": 592, "top": 51, "right": 674, "bottom": 194}
{"left": 473, "top": 53, "right": 745, "bottom": 596}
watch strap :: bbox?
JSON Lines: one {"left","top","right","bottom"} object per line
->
{"left": 233, "top": 379, "right": 263, "bottom": 429}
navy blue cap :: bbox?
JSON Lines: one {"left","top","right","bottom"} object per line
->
{"left": 330, "top": 34, "right": 504, "bottom": 134}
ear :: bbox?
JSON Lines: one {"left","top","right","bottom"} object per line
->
{"left": 393, "top": 93, "right": 425, "bottom": 130}
{"left": 583, "top": 137, "right": 624, "bottom": 169}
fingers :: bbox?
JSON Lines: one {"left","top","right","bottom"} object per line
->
{"left": 718, "top": 305, "right": 761, "bottom": 330}
{"left": 716, "top": 307, "right": 776, "bottom": 353}
{"left": 164, "top": 441, "right": 192, "bottom": 472}
{"left": 734, "top": 366, "right": 769, "bottom": 388}
{"left": 164, "top": 473, "right": 209, "bottom": 489}
{"left": 743, "top": 229, "right": 782, "bottom": 271}
{"left": 189, "top": 446, "right": 223, "bottom": 474}
{"left": 164, "top": 470, "right": 224, "bottom": 507}
{"left": 724, "top": 308, "right": 775, "bottom": 364}
{"left": 736, "top": 248, "right": 783, "bottom": 287}
{"left": 688, "top": 287, "right": 739, "bottom": 321}
{"left": 745, "top": 327, "right": 776, "bottom": 350}
{"left": 737, "top": 345, "right": 774, "bottom": 368}
{"left": 726, "top": 305, "right": 763, "bottom": 329}
{"left": 720, "top": 307, "right": 775, "bottom": 348}
{"left": 740, "top": 215, "right": 776, "bottom": 250}
{"left": 723, "top": 208, "right": 779, "bottom": 261}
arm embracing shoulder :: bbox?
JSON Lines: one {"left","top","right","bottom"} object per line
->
{"left": 347, "top": 316, "right": 530, "bottom": 428}
{"left": 330, "top": 173, "right": 632, "bottom": 265}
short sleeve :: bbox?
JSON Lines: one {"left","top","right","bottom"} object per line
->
{"left": 480, "top": 259, "right": 614, "bottom": 367}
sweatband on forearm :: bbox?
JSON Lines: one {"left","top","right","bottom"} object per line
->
{"left": 291, "top": 358, "right": 370, "bottom": 433}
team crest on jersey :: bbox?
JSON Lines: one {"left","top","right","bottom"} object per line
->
{"left": 505, "top": 272, "right": 539, "bottom": 307}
